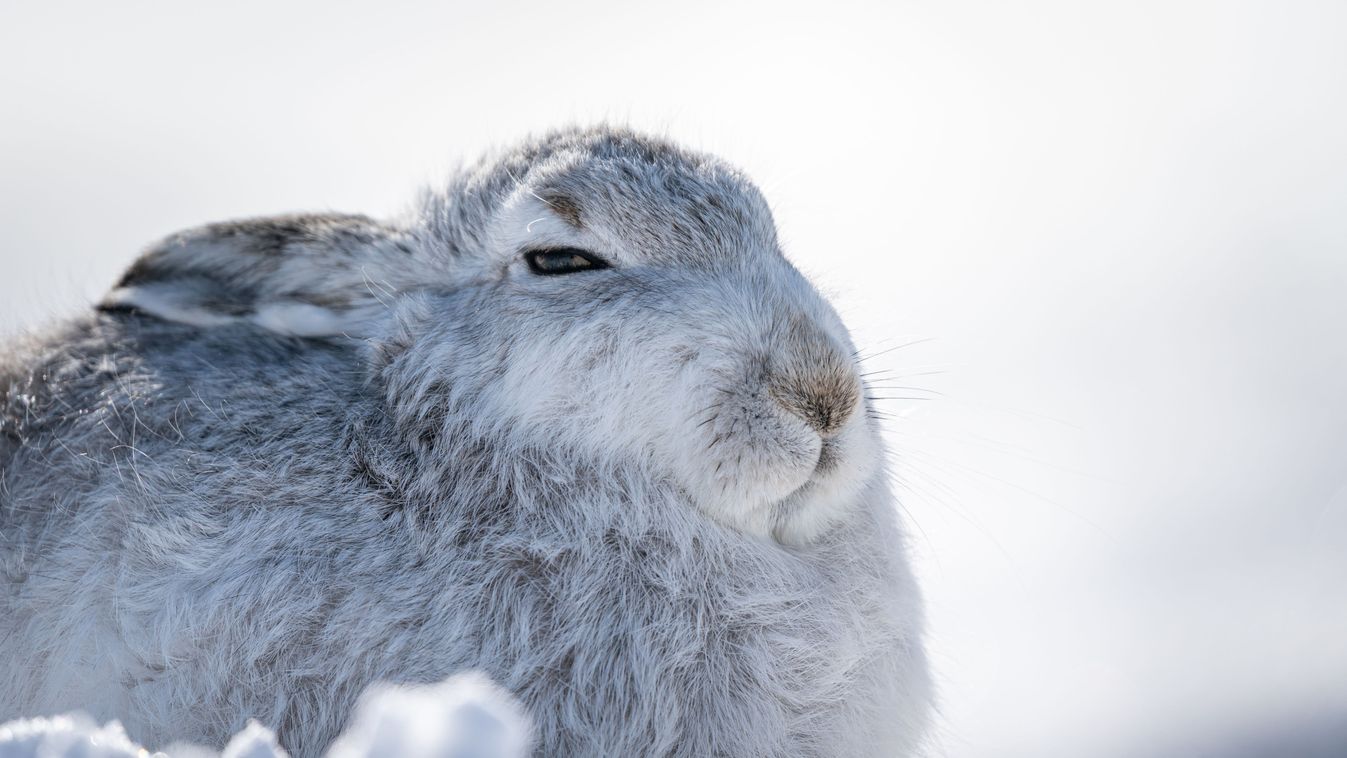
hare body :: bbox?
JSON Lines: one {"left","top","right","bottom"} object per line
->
{"left": 0, "top": 127, "right": 931, "bottom": 756}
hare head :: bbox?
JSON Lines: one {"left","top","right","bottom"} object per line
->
{"left": 105, "top": 126, "right": 880, "bottom": 545}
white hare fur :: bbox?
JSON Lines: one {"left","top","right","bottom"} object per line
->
{"left": 0, "top": 126, "right": 931, "bottom": 756}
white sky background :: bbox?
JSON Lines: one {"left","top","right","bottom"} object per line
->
{"left": 2, "top": 1, "right": 1345, "bottom": 755}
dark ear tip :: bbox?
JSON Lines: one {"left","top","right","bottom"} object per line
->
{"left": 96, "top": 302, "right": 140, "bottom": 315}
{"left": 115, "top": 259, "right": 157, "bottom": 288}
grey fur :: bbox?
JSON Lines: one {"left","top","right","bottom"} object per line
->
{"left": 0, "top": 126, "right": 931, "bottom": 756}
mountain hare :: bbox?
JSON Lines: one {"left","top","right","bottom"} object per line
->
{"left": 0, "top": 126, "right": 931, "bottom": 756}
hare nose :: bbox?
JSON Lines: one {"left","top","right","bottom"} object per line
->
{"left": 769, "top": 365, "right": 861, "bottom": 438}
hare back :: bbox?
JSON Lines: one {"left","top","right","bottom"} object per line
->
{"left": 0, "top": 314, "right": 927, "bottom": 756}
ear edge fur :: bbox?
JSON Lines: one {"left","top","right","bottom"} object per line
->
{"left": 101, "top": 213, "right": 415, "bottom": 340}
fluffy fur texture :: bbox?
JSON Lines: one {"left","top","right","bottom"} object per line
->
{"left": 0, "top": 126, "right": 931, "bottom": 756}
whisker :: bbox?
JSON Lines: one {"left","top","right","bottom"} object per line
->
{"left": 854, "top": 338, "right": 935, "bottom": 363}
{"left": 862, "top": 385, "right": 946, "bottom": 396}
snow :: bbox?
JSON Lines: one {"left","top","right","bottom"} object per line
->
{"left": 0, "top": 674, "right": 531, "bottom": 758}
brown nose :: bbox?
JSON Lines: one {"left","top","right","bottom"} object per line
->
{"left": 769, "top": 362, "right": 860, "bottom": 437}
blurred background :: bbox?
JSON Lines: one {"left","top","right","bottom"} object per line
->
{"left": 2, "top": 1, "right": 1345, "bottom": 755}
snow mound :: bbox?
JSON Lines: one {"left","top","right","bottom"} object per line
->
{"left": 0, "top": 715, "right": 158, "bottom": 758}
{"left": 0, "top": 672, "right": 531, "bottom": 758}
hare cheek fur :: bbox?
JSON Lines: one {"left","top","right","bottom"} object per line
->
{"left": 475, "top": 193, "right": 877, "bottom": 545}
{"left": 421, "top": 279, "right": 874, "bottom": 545}
{"left": 0, "top": 127, "right": 931, "bottom": 755}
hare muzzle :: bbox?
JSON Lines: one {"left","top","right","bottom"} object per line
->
{"left": 768, "top": 359, "right": 861, "bottom": 440}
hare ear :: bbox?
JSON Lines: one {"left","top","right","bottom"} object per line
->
{"left": 101, "top": 214, "right": 421, "bottom": 339}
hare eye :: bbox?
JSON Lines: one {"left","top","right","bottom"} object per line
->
{"left": 524, "top": 248, "right": 610, "bottom": 275}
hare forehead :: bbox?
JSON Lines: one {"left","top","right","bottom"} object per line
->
{"left": 561, "top": 163, "right": 765, "bottom": 225}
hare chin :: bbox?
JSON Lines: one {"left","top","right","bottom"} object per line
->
{"left": 771, "top": 435, "right": 882, "bottom": 545}
{"left": 692, "top": 450, "right": 878, "bottom": 547}
{"left": 768, "top": 476, "right": 858, "bottom": 546}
